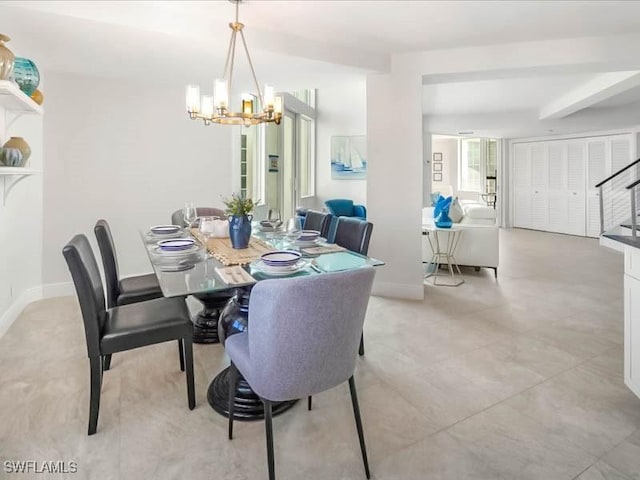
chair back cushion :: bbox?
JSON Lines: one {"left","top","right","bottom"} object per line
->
{"left": 63, "top": 234, "right": 107, "bottom": 358}
{"left": 94, "top": 220, "right": 120, "bottom": 309}
{"left": 171, "top": 207, "right": 226, "bottom": 227}
{"left": 334, "top": 217, "right": 373, "bottom": 255}
{"left": 325, "top": 199, "right": 355, "bottom": 217}
{"left": 245, "top": 267, "right": 376, "bottom": 400}
{"left": 302, "top": 210, "right": 333, "bottom": 238}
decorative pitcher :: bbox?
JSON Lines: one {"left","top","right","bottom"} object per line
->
{"left": 228, "top": 214, "right": 252, "bottom": 249}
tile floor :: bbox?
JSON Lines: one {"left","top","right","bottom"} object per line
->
{"left": 1, "top": 228, "right": 639, "bottom": 479}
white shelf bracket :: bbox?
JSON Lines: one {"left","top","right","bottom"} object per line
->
{"left": 2, "top": 174, "right": 30, "bottom": 206}
{"left": 5, "top": 110, "right": 26, "bottom": 131}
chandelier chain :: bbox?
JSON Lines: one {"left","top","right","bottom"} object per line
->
{"left": 239, "top": 29, "right": 264, "bottom": 105}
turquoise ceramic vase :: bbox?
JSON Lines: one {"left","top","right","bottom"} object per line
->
{"left": 12, "top": 57, "right": 40, "bottom": 96}
{"left": 228, "top": 214, "right": 252, "bottom": 249}
{"left": 435, "top": 210, "right": 453, "bottom": 228}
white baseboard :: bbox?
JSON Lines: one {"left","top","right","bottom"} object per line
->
{"left": 0, "top": 285, "right": 43, "bottom": 338}
{"left": 626, "top": 376, "right": 640, "bottom": 401}
{"left": 372, "top": 281, "right": 424, "bottom": 300}
{"left": 42, "top": 281, "right": 74, "bottom": 299}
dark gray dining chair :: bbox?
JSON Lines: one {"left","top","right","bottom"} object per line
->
{"left": 225, "top": 267, "right": 376, "bottom": 480}
{"left": 63, "top": 234, "right": 195, "bottom": 435}
{"left": 334, "top": 217, "right": 374, "bottom": 356}
{"left": 95, "top": 219, "right": 164, "bottom": 369}
{"left": 170, "top": 207, "right": 231, "bottom": 344}
{"left": 171, "top": 207, "right": 226, "bottom": 227}
{"left": 302, "top": 210, "right": 333, "bottom": 239}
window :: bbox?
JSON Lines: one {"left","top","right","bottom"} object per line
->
{"left": 460, "top": 138, "right": 482, "bottom": 192}
{"left": 459, "top": 137, "right": 499, "bottom": 193}
{"left": 239, "top": 123, "right": 264, "bottom": 202}
{"left": 298, "top": 115, "right": 314, "bottom": 197}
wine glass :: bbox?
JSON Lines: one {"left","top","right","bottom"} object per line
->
{"left": 199, "top": 216, "right": 216, "bottom": 250}
{"left": 267, "top": 208, "right": 281, "bottom": 231}
{"left": 183, "top": 202, "right": 197, "bottom": 229}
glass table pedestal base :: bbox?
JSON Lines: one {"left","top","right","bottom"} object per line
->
{"left": 191, "top": 292, "right": 232, "bottom": 344}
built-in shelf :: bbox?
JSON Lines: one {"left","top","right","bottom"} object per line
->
{"left": 0, "top": 168, "right": 40, "bottom": 205}
{"left": 0, "top": 80, "right": 43, "bottom": 116}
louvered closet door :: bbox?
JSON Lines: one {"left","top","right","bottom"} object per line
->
{"left": 546, "top": 142, "right": 567, "bottom": 234}
{"left": 513, "top": 143, "right": 532, "bottom": 228}
{"left": 608, "top": 136, "right": 633, "bottom": 231}
{"left": 566, "top": 141, "right": 586, "bottom": 236}
{"left": 530, "top": 143, "right": 549, "bottom": 230}
{"left": 587, "top": 140, "right": 607, "bottom": 237}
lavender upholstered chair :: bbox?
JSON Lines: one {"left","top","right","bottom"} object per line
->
{"left": 171, "top": 207, "right": 226, "bottom": 227}
{"left": 225, "top": 267, "right": 376, "bottom": 480}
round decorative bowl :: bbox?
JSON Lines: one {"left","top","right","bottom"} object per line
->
{"left": 0, "top": 148, "right": 24, "bottom": 167}
{"left": 12, "top": 57, "right": 40, "bottom": 96}
{"left": 3, "top": 137, "right": 31, "bottom": 163}
{"left": 0, "top": 34, "right": 15, "bottom": 80}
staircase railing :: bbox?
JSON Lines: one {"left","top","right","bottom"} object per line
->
{"left": 595, "top": 158, "right": 640, "bottom": 235}
{"left": 626, "top": 177, "right": 640, "bottom": 238}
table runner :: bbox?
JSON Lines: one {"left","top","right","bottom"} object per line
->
{"left": 191, "top": 229, "right": 275, "bottom": 265}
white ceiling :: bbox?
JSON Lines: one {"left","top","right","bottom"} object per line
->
{"left": 8, "top": 0, "right": 640, "bottom": 55}
{"left": 422, "top": 75, "right": 596, "bottom": 115}
{"left": 3, "top": 1, "right": 640, "bottom": 138}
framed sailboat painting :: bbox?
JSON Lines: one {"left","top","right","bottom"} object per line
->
{"left": 331, "top": 136, "right": 367, "bottom": 180}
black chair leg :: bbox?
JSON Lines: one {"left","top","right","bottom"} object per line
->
{"left": 348, "top": 376, "right": 370, "bottom": 479}
{"left": 307, "top": 395, "right": 312, "bottom": 411}
{"left": 494, "top": 267, "right": 498, "bottom": 279}
{"left": 178, "top": 339, "right": 185, "bottom": 372}
{"left": 183, "top": 337, "right": 195, "bottom": 410}
{"left": 358, "top": 333, "right": 365, "bottom": 356}
{"left": 88, "top": 356, "right": 102, "bottom": 435}
{"left": 262, "top": 398, "right": 276, "bottom": 480}
{"left": 228, "top": 362, "right": 238, "bottom": 440}
{"left": 102, "top": 354, "right": 112, "bottom": 371}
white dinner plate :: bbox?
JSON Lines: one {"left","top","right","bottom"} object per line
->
{"left": 253, "top": 259, "right": 307, "bottom": 276}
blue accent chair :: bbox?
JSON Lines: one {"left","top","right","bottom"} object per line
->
{"left": 324, "top": 199, "right": 367, "bottom": 220}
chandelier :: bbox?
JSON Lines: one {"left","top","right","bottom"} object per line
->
{"left": 185, "top": 0, "right": 282, "bottom": 126}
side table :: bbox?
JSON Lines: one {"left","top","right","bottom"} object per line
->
{"left": 423, "top": 224, "right": 464, "bottom": 287}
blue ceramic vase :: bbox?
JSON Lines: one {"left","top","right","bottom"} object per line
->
{"left": 228, "top": 214, "right": 252, "bottom": 249}
{"left": 12, "top": 57, "right": 39, "bottom": 96}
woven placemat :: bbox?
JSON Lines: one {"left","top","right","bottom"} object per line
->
{"left": 192, "top": 229, "right": 274, "bottom": 265}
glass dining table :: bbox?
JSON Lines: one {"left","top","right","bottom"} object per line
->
{"left": 141, "top": 225, "right": 384, "bottom": 420}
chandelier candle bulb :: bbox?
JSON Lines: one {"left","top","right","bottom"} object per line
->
{"left": 186, "top": 84, "right": 201, "bottom": 117}
{"left": 264, "top": 85, "right": 275, "bottom": 109}
{"left": 214, "top": 79, "right": 228, "bottom": 110}
{"left": 274, "top": 96, "right": 283, "bottom": 115}
{"left": 201, "top": 95, "right": 215, "bottom": 118}
{"left": 242, "top": 95, "right": 253, "bottom": 114}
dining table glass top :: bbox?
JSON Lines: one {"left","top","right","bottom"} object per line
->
{"left": 141, "top": 225, "right": 384, "bottom": 298}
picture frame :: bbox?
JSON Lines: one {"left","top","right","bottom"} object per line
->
{"left": 331, "top": 135, "right": 367, "bottom": 180}
{"left": 433, "top": 152, "right": 443, "bottom": 162}
{"left": 433, "top": 163, "right": 443, "bottom": 172}
{"left": 433, "top": 172, "right": 442, "bottom": 182}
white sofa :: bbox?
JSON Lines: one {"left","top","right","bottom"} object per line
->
{"left": 422, "top": 203, "right": 499, "bottom": 277}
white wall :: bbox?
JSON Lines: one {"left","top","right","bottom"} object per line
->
{"left": 42, "top": 72, "right": 233, "bottom": 286}
{"left": 367, "top": 72, "right": 424, "bottom": 299}
{"left": 0, "top": 98, "right": 44, "bottom": 332}
{"left": 311, "top": 77, "right": 367, "bottom": 210}
{"left": 431, "top": 137, "right": 458, "bottom": 196}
